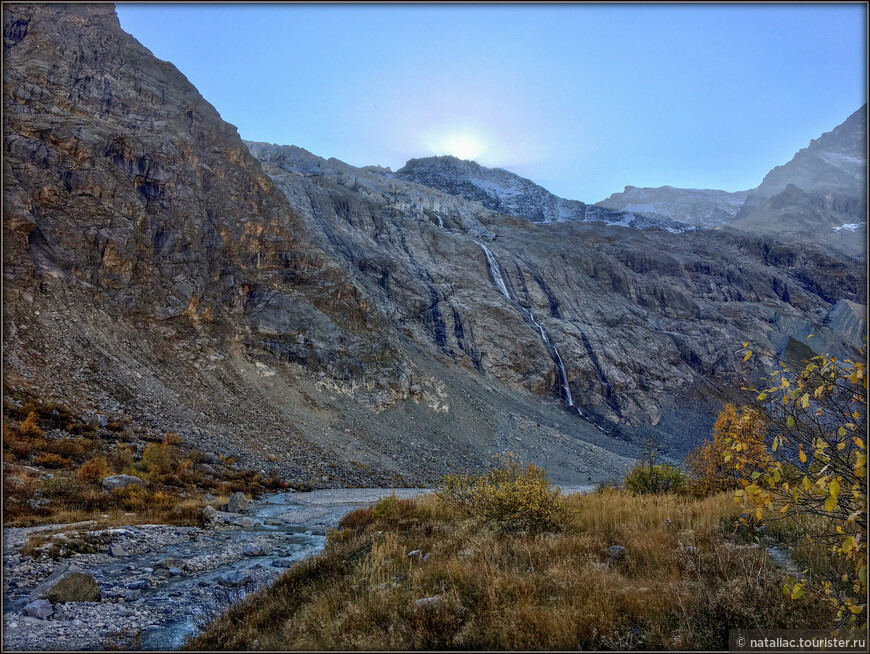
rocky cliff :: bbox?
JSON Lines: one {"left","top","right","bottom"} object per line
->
{"left": 3, "top": 4, "right": 865, "bottom": 487}
{"left": 595, "top": 185, "right": 749, "bottom": 228}
{"left": 729, "top": 105, "right": 867, "bottom": 256}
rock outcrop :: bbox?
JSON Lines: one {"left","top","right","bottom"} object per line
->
{"left": 728, "top": 104, "right": 867, "bottom": 256}
{"left": 595, "top": 185, "right": 749, "bottom": 228}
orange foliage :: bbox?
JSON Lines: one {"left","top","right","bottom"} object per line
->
{"left": 687, "top": 403, "right": 771, "bottom": 495}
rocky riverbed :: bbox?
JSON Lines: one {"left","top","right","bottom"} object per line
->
{"left": 2, "top": 488, "right": 431, "bottom": 651}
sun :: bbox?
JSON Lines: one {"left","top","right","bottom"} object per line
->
{"left": 421, "top": 124, "right": 489, "bottom": 162}
{"left": 440, "top": 131, "right": 486, "bottom": 161}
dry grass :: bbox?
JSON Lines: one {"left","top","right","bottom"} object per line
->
{"left": 187, "top": 490, "right": 835, "bottom": 651}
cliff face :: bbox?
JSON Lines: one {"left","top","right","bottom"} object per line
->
{"left": 595, "top": 185, "right": 749, "bottom": 228}
{"left": 3, "top": 4, "right": 865, "bottom": 486}
{"left": 247, "top": 142, "right": 864, "bottom": 458}
{"left": 729, "top": 105, "right": 867, "bottom": 256}
{"left": 2, "top": 3, "right": 424, "bottom": 484}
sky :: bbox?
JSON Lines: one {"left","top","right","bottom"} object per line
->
{"left": 115, "top": 3, "right": 867, "bottom": 203}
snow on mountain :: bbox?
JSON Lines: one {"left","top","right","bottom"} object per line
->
{"left": 394, "top": 156, "right": 696, "bottom": 233}
{"left": 595, "top": 185, "right": 749, "bottom": 228}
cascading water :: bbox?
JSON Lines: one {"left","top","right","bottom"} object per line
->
{"left": 475, "top": 241, "right": 578, "bottom": 411}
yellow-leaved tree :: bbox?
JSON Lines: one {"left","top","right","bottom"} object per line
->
{"left": 687, "top": 402, "right": 772, "bottom": 495}
{"left": 733, "top": 344, "right": 866, "bottom": 630}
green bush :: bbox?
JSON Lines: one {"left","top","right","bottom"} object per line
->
{"left": 624, "top": 462, "right": 689, "bottom": 495}
{"left": 437, "top": 453, "right": 568, "bottom": 533}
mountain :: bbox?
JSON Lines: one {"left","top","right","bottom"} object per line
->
{"left": 394, "top": 156, "right": 695, "bottom": 233}
{"left": 728, "top": 105, "right": 867, "bottom": 255}
{"left": 3, "top": 3, "right": 865, "bottom": 488}
{"left": 595, "top": 185, "right": 749, "bottom": 228}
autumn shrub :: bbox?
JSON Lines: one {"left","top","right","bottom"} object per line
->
{"left": 623, "top": 462, "right": 689, "bottom": 495}
{"left": 141, "top": 442, "right": 174, "bottom": 477}
{"left": 687, "top": 403, "right": 771, "bottom": 496}
{"left": 77, "top": 456, "right": 111, "bottom": 485}
{"left": 735, "top": 345, "right": 867, "bottom": 629}
{"left": 35, "top": 452, "right": 73, "bottom": 469}
{"left": 20, "top": 411, "right": 44, "bottom": 437}
{"left": 42, "top": 475, "right": 86, "bottom": 502}
{"left": 438, "top": 454, "right": 568, "bottom": 533}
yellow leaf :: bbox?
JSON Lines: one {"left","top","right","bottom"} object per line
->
{"left": 800, "top": 393, "right": 810, "bottom": 408}
{"left": 799, "top": 448, "right": 807, "bottom": 464}
{"left": 742, "top": 342, "right": 748, "bottom": 347}
{"left": 743, "top": 350, "right": 753, "bottom": 362}
{"left": 825, "top": 494, "right": 837, "bottom": 512}
{"left": 756, "top": 507, "right": 764, "bottom": 520}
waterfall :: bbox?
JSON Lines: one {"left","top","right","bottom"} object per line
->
{"left": 475, "top": 241, "right": 576, "bottom": 409}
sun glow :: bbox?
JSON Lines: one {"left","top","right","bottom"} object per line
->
{"left": 439, "top": 131, "right": 487, "bottom": 161}
{"left": 420, "top": 123, "right": 490, "bottom": 162}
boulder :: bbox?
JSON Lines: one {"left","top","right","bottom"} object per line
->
{"left": 101, "top": 475, "right": 145, "bottom": 491}
{"left": 45, "top": 572, "right": 101, "bottom": 603}
{"left": 201, "top": 505, "right": 217, "bottom": 523}
{"left": 108, "top": 544, "right": 126, "bottom": 558}
{"left": 232, "top": 517, "right": 256, "bottom": 528}
{"left": 606, "top": 545, "right": 626, "bottom": 561}
{"left": 219, "top": 572, "right": 252, "bottom": 587}
{"left": 225, "top": 492, "right": 250, "bottom": 513}
{"left": 125, "top": 580, "right": 149, "bottom": 590}
{"left": 23, "top": 599, "right": 54, "bottom": 619}
{"left": 155, "top": 556, "right": 186, "bottom": 571}
{"left": 28, "top": 563, "right": 83, "bottom": 602}
{"left": 271, "top": 558, "right": 296, "bottom": 568}
{"left": 243, "top": 543, "right": 266, "bottom": 557}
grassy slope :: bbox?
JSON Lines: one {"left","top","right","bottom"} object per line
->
{"left": 188, "top": 491, "right": 834, "bottom": 650}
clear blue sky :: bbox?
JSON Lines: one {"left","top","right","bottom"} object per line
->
{"left": 115, "top": 3, "right": 867, "bottom": 203}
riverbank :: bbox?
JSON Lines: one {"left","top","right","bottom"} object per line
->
{"left": 2, "top": 488, "right": 430, "bottom": 651}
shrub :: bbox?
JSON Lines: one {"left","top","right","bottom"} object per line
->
{"left": 42, "top": 476, "right": 86, "bottom": 502}
{"left": 20, "top": 411, "right": 44, "bottom": 437}
{"left": 77, "top": 456, "right": 111, "bottom": 485}
{"left": 35, "top": 453, "right": 73, "bottom": 469}
{"left": 623, "top": 462, "right": 689, "bottom": 495}
{"left": 735, "top": 345, "right": 867, "bottom": 629}
{"left": 141, "top": 442, "right": 173, "bottom": 477}
{"left": 687, "top": 403, "right": 771, "bottom": 496}
{"left": 437, "top": 453, "right": 568, "bottom": 533}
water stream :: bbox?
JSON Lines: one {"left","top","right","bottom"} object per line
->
{"left": 475, "top": 241, "right": 577, "bottom": 410}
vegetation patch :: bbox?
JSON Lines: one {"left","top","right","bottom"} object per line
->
{"left": 188, "top": 457, "right": 837, "bottom": 651}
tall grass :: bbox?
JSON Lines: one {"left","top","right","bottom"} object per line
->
{"left": 188, "top": 488, "right": 834, "bottom": 651}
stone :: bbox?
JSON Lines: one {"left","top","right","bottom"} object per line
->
{"left": 243, "top": 544, "right": 266, "bottom": 557}
{"left": 407, "top": 550, "right": 422, "bottom": 558}
{"left": 23, "top": 599, "right": 54, "bottom": 619}
{"left": 271, "top": 559, "right": 296, "bottom": 568}
{"left": 155, "top": 556, "right": 186, "bottom": 570}
{"left": 232, "top": 517, "right": 256, "bottom": 528}
{"left": 168, "top": 567, "right": 182, "bottom": 576}
{"left": 125, "top": 580, "right": 149, "bottom": 590}
{"left": 219, "top": 572, "right": 252, "bottom": 587}
{"left": 201, "top": 505, "right": 217, "bottom": 523}
{"left": 45, "top": 572, "right": 101, "bottom": 603}
{"left": 226, "top": 492, "right": 250, "bottom": 513}
{"left": 100, "top": 475, "right": 145, "bottom": 491}
{"left": 606, "top": 545, "right": 626, "bottom": 561}
{"left": 203, "top": 493, "right": 217, "bottom": 503}
{"left": 108, "top": 545, "right": 126, "bottom": 558}
{"left": 414, "top": 596, "right": 442, "bottom": 608}
{"left": 662, "top": 518, "right": 672, "bottom": 527}
{"left": 28, "top": 563, "right": 84, "bottom": 602}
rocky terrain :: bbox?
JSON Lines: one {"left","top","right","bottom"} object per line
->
{"left": 2, "top": 1, "right": 866, "bottom": 496}
{"left": 595, "top": 185, "right": 749, "bottom": 228}
{"left": 1, "top": 488, "right": 433, "bottom": 650}
{"left": 728, "top": 104, "right": 867, "bottom": 257}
